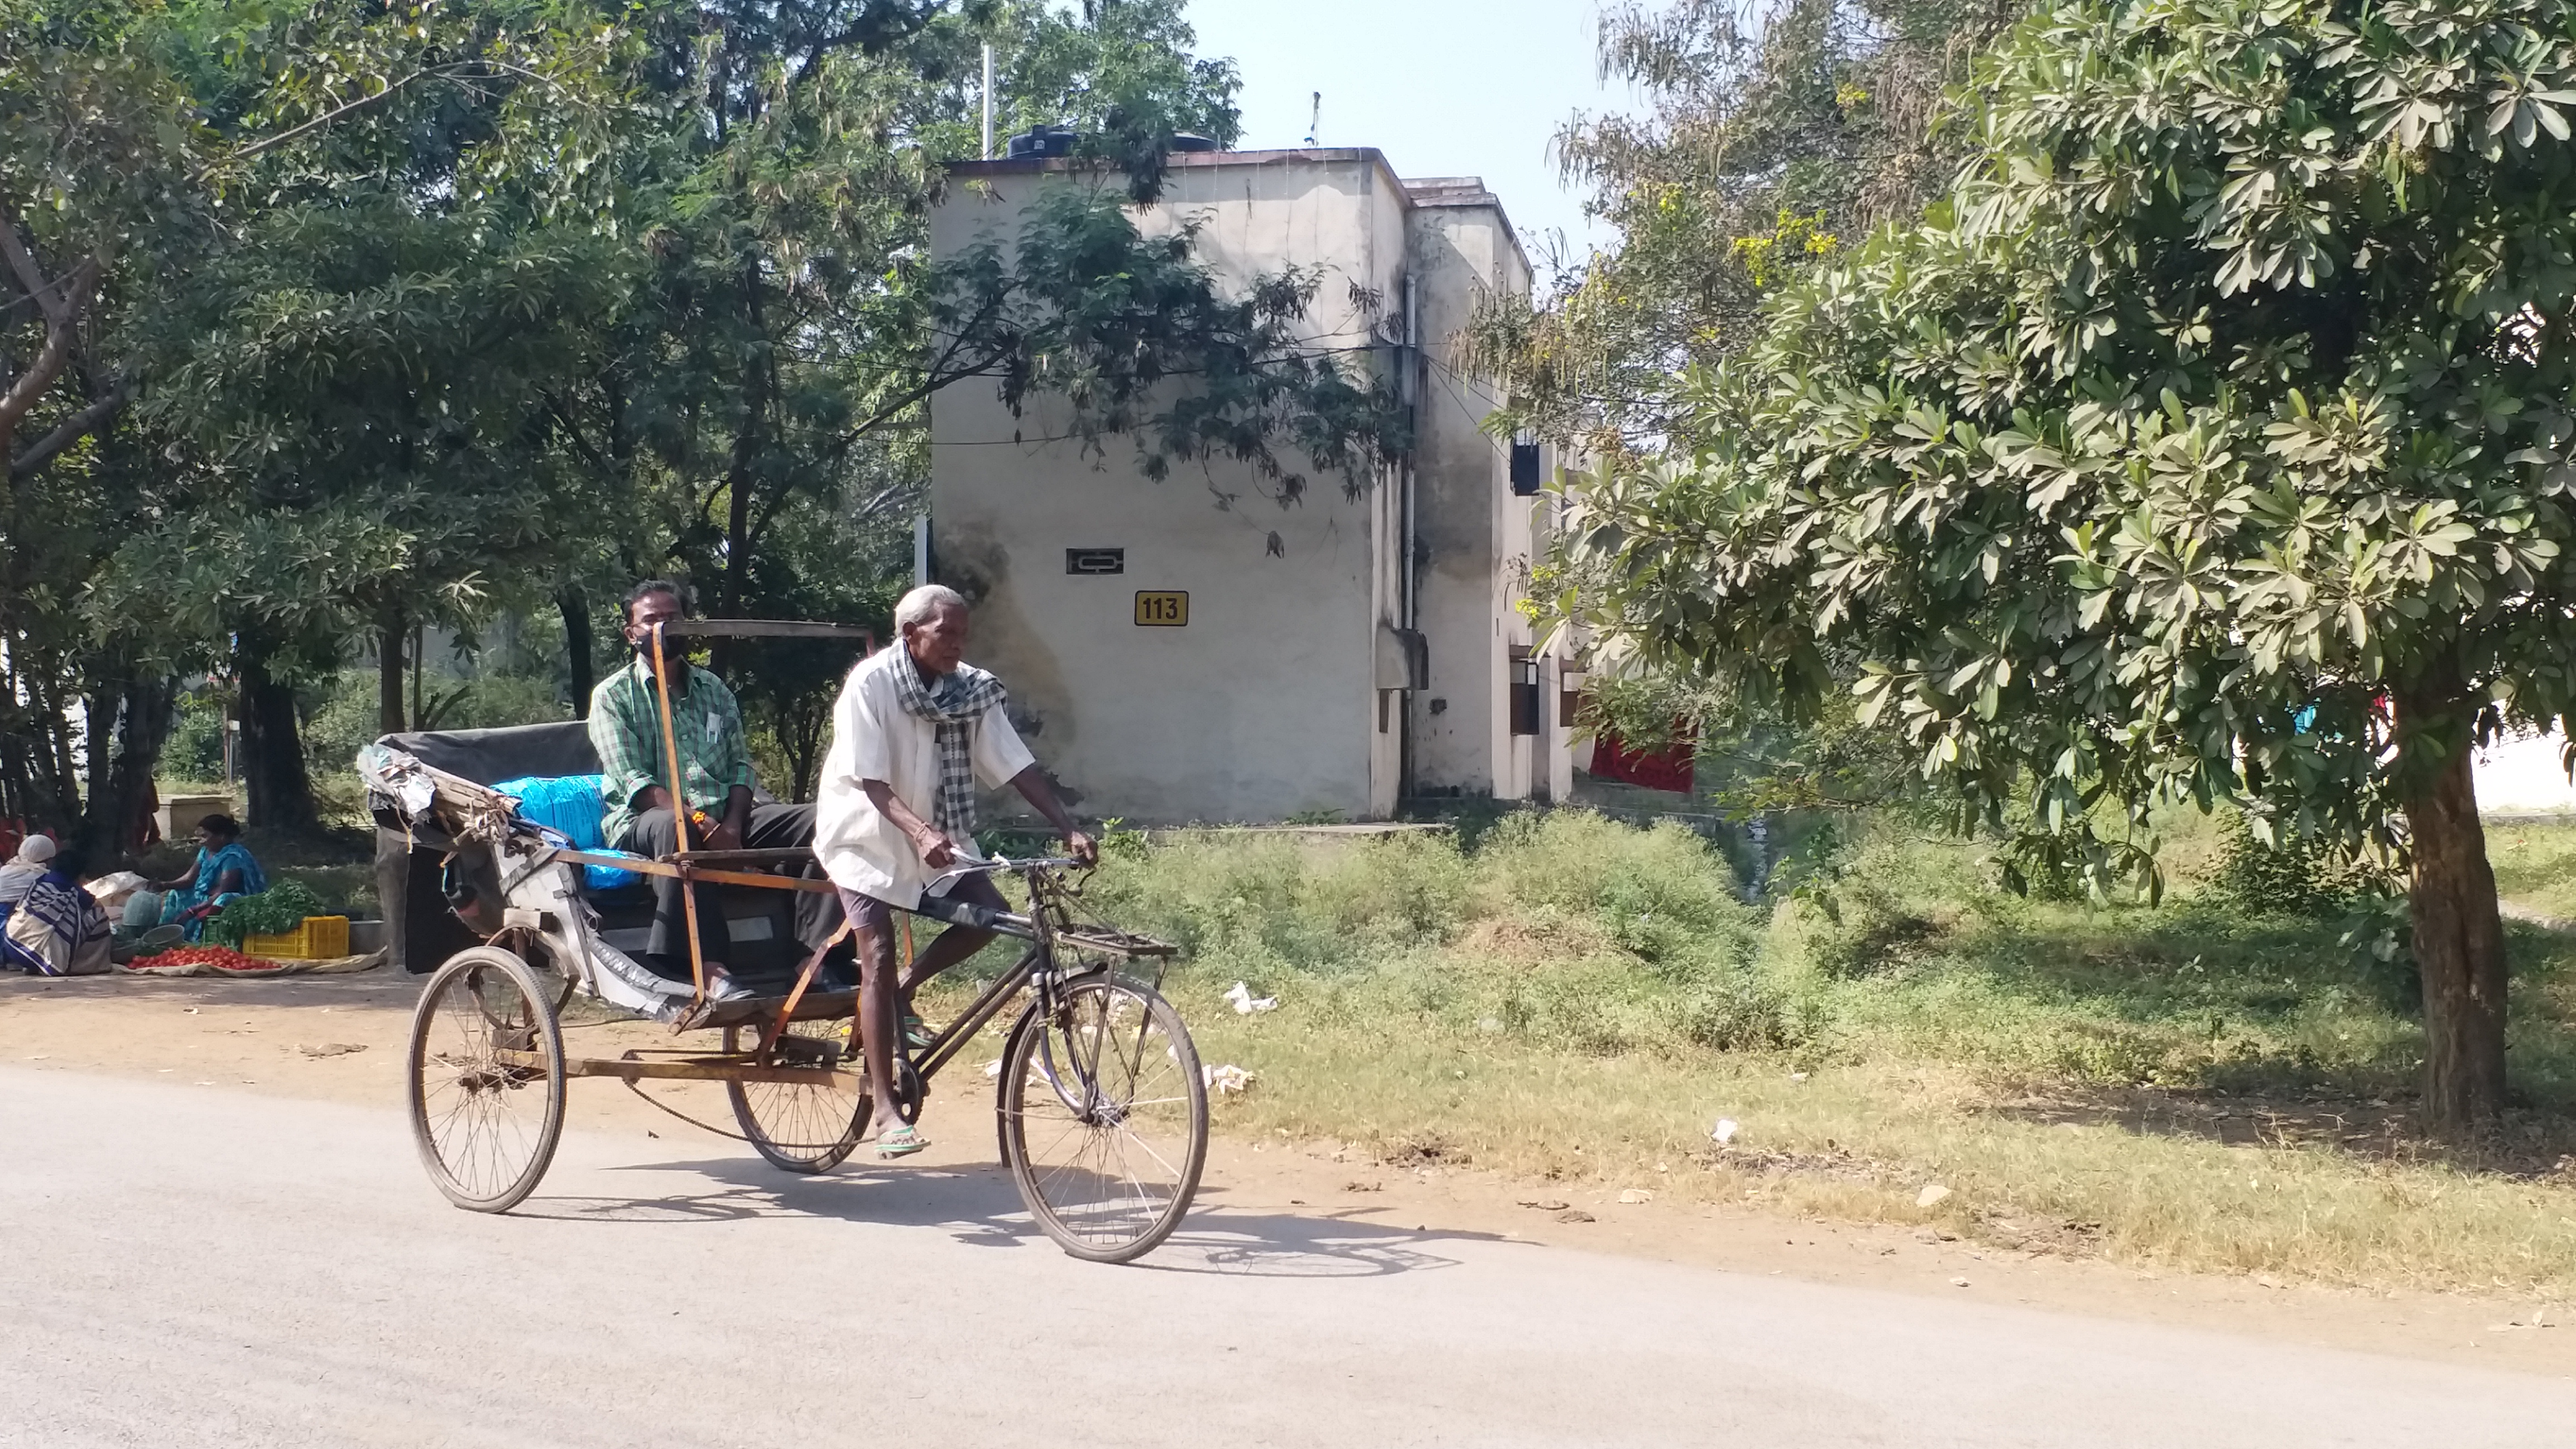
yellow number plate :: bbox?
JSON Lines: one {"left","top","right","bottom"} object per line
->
{"left": 1133, "top": 590, "right": 1188, "bottom": 627}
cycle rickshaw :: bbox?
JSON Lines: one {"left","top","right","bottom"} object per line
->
{"left": 360, "top": 620, "right": 1208, "bottom": 1264}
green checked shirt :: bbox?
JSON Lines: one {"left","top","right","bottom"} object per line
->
{"left": 589, "top": 656, "right": 756, "bottom": 845}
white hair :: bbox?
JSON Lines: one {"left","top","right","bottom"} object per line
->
{"left": 894, "top": 584, "right": 968, "bottom": 631}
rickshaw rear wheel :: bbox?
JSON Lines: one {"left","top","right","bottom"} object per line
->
{"left": 999, "top": 976, "right": 1208, "bottom": 1264}
{"left": 724, "top": 1017, "right": 869, "bottom": 1173}
{"left": 407, "top": 946, "right": 566, "bottom": 1213}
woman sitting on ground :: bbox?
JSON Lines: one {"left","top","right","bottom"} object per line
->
{"left": 156, "top": 815, "right": 267, "bottom": 941}
{"left": 2, "top": 844, "right": 113, "bottom": 976}
{"left": 0, "top": 832, "right": 58, "bottom": 921}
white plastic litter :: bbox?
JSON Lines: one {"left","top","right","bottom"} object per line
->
{"left": 982, "top": 1059, "right": 1003, "bottom": 1078}
{"left": 1617, "top": 1188, "right": 1654, "bottom": 1204}
{"left": 1916, "top": 1183, "right": 1953, "bottom": 1209}
{"left": 1203, "top": 1063, "right": 1254, "bottom": 1094}
{"left": 1710, "top": 1117, "right": 1740, "bottom": 1145}
{"left": 1223, "top": 982, "right": 1278, "bottom": 1015}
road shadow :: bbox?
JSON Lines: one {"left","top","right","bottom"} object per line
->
{"left": 517, "top": 1153, "right": 1499, "bottom": 1276}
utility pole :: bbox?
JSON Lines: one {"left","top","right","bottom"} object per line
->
{"left": 981, "top": 43, "right": 995, "bottom": 159}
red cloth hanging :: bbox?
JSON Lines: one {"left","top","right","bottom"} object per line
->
{"left": 1584, "top": 713, "right": 1697, "bottom": 794}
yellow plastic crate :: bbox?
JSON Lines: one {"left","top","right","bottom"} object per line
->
{"left": 242, "top": 915, "right": 350, "bottom": 961}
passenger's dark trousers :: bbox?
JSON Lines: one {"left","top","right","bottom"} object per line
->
{"left": 613, "top": 803, "right": 841, "bottom": 965}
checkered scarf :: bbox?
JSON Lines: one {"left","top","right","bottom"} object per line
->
{"left": 891, "top": 647, "right": 1009, "bottom": 839}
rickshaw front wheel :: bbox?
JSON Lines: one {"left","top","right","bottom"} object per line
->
{"left": 999, "top": 977, "right": 1208, "bottom": 1264}
{"left": 407, "top": 946, "right": 567, "bottom": 1213}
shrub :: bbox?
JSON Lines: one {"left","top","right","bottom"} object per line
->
{"left": 164, "top": 688, "right": 229, "bottom": 782}
{"left": 1077, "top": 812, "right": 1782, "bottom": 1061}
{"left": 2212, "top": 811, "right": 2395, "bottom": 918}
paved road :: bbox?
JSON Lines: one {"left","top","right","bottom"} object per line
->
{"left": 6, "top": 1068, "right": 2569, "bottom": 1448}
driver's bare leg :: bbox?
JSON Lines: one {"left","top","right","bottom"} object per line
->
{"left": 840, "top": 891, "right": 912, "bottom": 1143}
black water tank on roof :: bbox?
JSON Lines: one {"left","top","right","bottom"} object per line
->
{"left": 1168, "top": 132, "right": 1220, "bottom": 153}
{"left": 1007, "top": 125, "right": 1078, "bottom": 159}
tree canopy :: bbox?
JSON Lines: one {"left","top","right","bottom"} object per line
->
{"left": 1466, "top": 0, "right": 2021, "bottom": 456}
{"left": 1, "top": 0, "right": 1401, "bottom": 844}
{"left": 1543, "top": 0, "right": 2576, "bottom": 1129}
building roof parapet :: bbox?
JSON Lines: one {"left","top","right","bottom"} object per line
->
{"left": 948, "top": 146, "right": 1402, "bottom": 187}
{"left": 943, "top": 149, "right": 1529, "bottom": 277}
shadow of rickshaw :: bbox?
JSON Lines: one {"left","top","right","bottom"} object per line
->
{"left": 519, "top": 1151, "right": 1503, "bottom": 1278}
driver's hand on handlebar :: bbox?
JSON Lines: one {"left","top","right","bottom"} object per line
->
{"left": 910, "top": 826, "right": 958, "bottom": 869}
{"left": 1066, "top": 830, "right": 1098, "bottom": 868}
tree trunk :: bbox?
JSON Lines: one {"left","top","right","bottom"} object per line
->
{"left": 2392, "top": 684, "right": 2510, "bottom": 1131}
{"left": 558, "top": 586, "right": 594, "bottom": 716}
{"left": 378, "top": 609, "right": 408, "bottom": 738}
{"left": 81, "top": 673, "right": 173, "bottom": 860}
{"left": 83, "top": 684, "right": 116, "bottom": 837}
{"left": 236, "top": 639, "right": 318, "bottom": 836}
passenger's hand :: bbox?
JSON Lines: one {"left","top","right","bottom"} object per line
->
{"left": 1066, "top": 830, "right": 1098, "bottom": 868}
{"left": 912, "top": 828, "right": 957, "bottom": 869}
{"left": 703, "top": 820, "right": 744, "bottom": 854}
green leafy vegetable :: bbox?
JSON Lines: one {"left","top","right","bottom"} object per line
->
{"left": 207, "top": 879, "right": 324, "bottom": 947}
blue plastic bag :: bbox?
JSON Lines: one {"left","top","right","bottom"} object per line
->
{"left": 493, "top": 775, "right": 642, "bottom": 890}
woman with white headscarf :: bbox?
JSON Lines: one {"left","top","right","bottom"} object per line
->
{"left": 0, "top": 834, "right": 59, "bottom": 916}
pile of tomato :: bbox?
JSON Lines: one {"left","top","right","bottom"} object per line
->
{"left": 132, "top": 944, "right": 261, "bottom": 971}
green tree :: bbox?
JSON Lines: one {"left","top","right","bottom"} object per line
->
{"left": 539, "top": 0, "right": 1394, "bottom": 741}
{"left": 1543, "top": 0, "right": 2576, "bottom": 1130}
{"left": 4, "top": 0, "right": 630, "bottom": 839}
{"left": 1467, "top": 0, "right": 2020, "bottom": 455}
{"left": 976, "top": 0, "right": 1238, "bottom": 197}
{"left": 0, "top": 0, "right": 214, "bottom": 834}
{"left": 93, "top": 0, "right": 630, "bottom": 831}
{"left": 529, "top": 0, "right": 1243, "bottom": 673}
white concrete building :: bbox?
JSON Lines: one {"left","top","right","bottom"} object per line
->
{"left": 927, "top": 148, "right": 1575, "bottom": 825}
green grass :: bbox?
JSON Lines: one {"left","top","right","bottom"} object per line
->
{"left": 2491, "top": 818, "right": 2576, "bottom": 922}
{"left": 923, "top": 811, "right": 2576, "bottom": 1292}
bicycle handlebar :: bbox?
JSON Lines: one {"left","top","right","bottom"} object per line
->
{"left": 926, "top": 855, "right": 1083, "bottom": 892}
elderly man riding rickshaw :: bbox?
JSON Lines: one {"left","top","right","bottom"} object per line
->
{"left": 812, "top": 583, "right": 1096, "bottom": 1159}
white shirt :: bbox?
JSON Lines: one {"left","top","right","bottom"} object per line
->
{"left": 813, "top": 648, "right": 1038, "bottom": 909}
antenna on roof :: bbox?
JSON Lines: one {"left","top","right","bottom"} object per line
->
{"left": 981, "top": 43, "right": 996, "bottom": 159}
{"left": 1305, "top": 91, "right": 1321, "bottom": 148}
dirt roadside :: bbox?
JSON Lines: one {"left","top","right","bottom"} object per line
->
{"left": 5, "top": 969, "right": 2571, "bottom": 1379}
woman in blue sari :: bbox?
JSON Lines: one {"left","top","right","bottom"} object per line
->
{"left": 157, "top": 814, "right": 267, "bottom": 940}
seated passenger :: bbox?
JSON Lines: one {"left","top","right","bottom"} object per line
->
{"left": 813, "top": 584, "right": 1096, "bottom": 1159}
{"left": 3, "top": 844, "right": 113, "bottom": 977}
{"left": 155, "top": 815, "right": 265, "bottom": 940}
{"left": 589, "top": 579, "right": 840, "bottom": 991}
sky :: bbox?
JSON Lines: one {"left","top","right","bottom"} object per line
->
{"left": 1181, "top": 1, "right": 1639, "bottom": 267}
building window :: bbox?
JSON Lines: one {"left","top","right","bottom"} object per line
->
{"left": 1509, "top": 437, "right": 1542, "bottom": 496}
{"left": 1509, "top": 655, "right": 1543, "bottom": 736}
